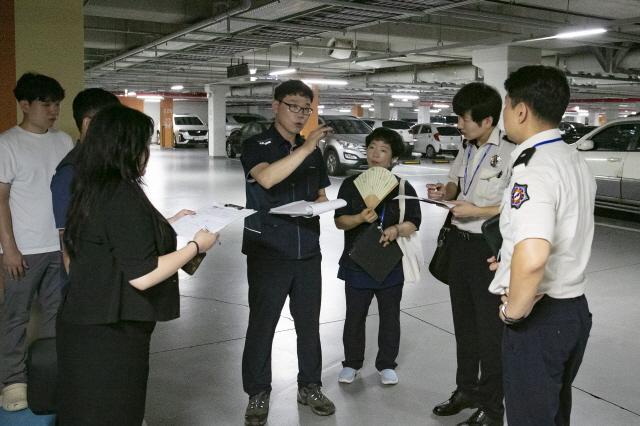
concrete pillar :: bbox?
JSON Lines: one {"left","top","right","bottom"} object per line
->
{"left": 351, "top": 105, "right": 364, "bottom": 117}
{"left": 374, "top": 96, "right": 391, "bottom": 119}
{"left": 206, "top": 84, "right": 228, "bottom": 157}
{"left": 472, "top": 46, "right": 541, "bottom": 128}
{"left": 389, "top": 108, "right": 399, "bottom": 120}
{"left": 418, "top": 105, "right": 431, "bottom": 124}
{"left": 587, "top": 109, "right": 598, "bottom": 126}
{"left": 605, "top": 105, "right": 618, "bottom": 123}
{"left": 301, "top": 85, "right": 319, "bottom": 138}
{"left": 159, "top": 98, "right": 174, "bottom": 149}
{"left": 1, "top": 0, "right": 84, "bottom": 136}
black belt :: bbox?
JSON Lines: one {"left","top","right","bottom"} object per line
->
{"left": 451, "top": 225, "right": 483, "bottom": 240}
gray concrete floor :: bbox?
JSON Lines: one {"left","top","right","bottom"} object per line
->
{"left": 141, "top": 146, "right": 640, "bottom": 425}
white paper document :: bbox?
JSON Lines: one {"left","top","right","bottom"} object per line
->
{"left": 171, "top": 203, "right": 256, "bottom": 237}
{"left": 269, "top": 199, "right": 347, "bottom": 217}
{"left": 393, "top": 195, "right": 456, "bottom": 209}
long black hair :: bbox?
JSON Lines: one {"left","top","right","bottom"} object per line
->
{"left": 65, "top": 104, "right": 155, "bottom": 257}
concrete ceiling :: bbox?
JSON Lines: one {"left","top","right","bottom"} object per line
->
{"left": 83, "top": 0, "right": 640, "bottom": 109}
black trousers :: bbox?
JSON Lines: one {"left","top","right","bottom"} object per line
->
{"left": 56, "top": 319, "right": 155, "bottom": 426}
{"left": 503, "top": 295, "right": 591, "bottom": 426}
{"left": 242, "top": 255, "right": 322, "bottom": 396}
{"left": 342, "top": 283, "right": 403, "bottom": 371}
{"left": 447, "top": 229, "right": 504, "bottom": 418}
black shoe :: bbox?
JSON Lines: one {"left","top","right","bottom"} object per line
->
{"left": 432, "top": 389, "right": 477, "bottom": 416}
{"left": 297, "top": 384, "right": 336, "bottom": 416}
{"left": 456, "top": 408, "right": 504, "bottom": 426}
{"left": 245, "top": 391, "right": 270, "bottom": 426}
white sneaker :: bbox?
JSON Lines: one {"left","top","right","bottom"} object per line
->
{"left": 2, "top": 383, "right": 28, "bottom": 411}
{"left": 337, "top": 367, "right": 359, "bottom": 384}
{"left": 379, "top": 369, "right": 399, "bottom": 385}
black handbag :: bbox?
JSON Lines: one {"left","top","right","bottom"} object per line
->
{"left": 349, "top": 222, "right": 403, "bottom": 283}
{"left": 428, "top": 212, "right": 453, "bottom": 285}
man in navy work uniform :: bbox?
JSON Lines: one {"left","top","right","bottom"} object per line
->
{"left": 489, "top": 65, "right": 595, "bottom": 426}
{"left": 240, "top": 80, "right": 335, "bottom": 426}
{"left": 51, "top": 88, "right": 120, "bottom": 270}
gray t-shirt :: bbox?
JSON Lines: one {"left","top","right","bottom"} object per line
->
{"left": 0, "top": 125, "right": 73, "bottom": 254}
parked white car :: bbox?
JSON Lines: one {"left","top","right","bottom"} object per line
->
{"left": 225, "top": 113, "right": 267, "bottom": 137}
{"left": 363, "top": 119, "right": 414, "bottom": 143}
{"left": 173, "top": 114, "right": 208, "bottom": 148}
{"left": 574, "top": 117, "right": 640, "bottom": 213}
{"left": 410, "top": 123, "right": 463, "bottom": 158}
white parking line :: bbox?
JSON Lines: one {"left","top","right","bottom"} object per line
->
{"left": 595, "top": 221, "right": 640, "bottom": 233}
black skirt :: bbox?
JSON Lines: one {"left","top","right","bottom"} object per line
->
{"left": 56, "top": 319, "right": 156, "bottom": 426}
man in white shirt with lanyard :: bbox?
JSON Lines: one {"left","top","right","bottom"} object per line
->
{"left": 428, "top": 82, "right": 514, "bottom": 426}
{"left": 489, "top": 65, "right": 595, "bottom": 425}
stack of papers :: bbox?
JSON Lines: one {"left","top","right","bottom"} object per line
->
{"left": 269, "top": 199, "right": 347, "bottom": 217}
{"left": 171, "top": 203, "right": 256, "bottom": 237}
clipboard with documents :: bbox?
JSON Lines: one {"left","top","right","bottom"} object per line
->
{"left": 171, "top": 202, "right": 256, "bottom": 237}
{"left": 269, "top": 199, "right": 347, "bottom": 217}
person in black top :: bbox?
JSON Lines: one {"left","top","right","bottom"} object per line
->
{"left": 334, "top": 127, "right": 421, "bottom": 386}
{"left": 240, "top": 80, "right": 335, "bottom": 426}
{"left": 56, "top": 105, "right": 218, "bottom": 426}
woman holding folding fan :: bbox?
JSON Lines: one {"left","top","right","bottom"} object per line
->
{"left": 334, "top": 127, "right": 421, "bottom": 386}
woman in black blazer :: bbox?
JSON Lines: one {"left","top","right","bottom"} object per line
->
{"left": 56, "top": 105, "right": 217, "bottom": 425}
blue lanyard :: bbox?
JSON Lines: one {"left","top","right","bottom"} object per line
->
{"left": 463, "top": 143, "right": 493, "bottom": 195}
{"left": 533, "top": 137, "right": 563, "bottom": 148}
{"left": 378, "top": 205, "right": 386, "bottom": 231}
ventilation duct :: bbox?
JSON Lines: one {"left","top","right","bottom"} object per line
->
{"left": 327, "top": 38, "right": 354, "bottom": 60}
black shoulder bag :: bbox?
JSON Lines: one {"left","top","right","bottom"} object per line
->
{"left": 428, "top": 211, "right": 453, "bottom": 285}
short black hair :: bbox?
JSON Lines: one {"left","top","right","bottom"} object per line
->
{"left": 452, "top": 82, "right": 502, "bottom": 126}
{"left": 72, "top": 88, "right": 120, "bottom": 131}
{"left": 13, "top": 72, "right": 65, "bottom": 102}
{"left": 504, "top": 65, "right": 570, "bottom": 126}
{"left": 273, "top": 80, "right": 314, "bottom": 102}
{"left": 366, "top": 127, "right": 405, "bottom": 158}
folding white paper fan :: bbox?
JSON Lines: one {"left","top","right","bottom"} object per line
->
{"left": 354, "top": 166, "right": 399, "bottom": 209}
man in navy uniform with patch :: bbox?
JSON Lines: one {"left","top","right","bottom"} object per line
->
{"left": 240, "top": 80, "right": 335, "bottom": 426}
{"left": 489, "top": 65, "right": 596, "bottom": 426}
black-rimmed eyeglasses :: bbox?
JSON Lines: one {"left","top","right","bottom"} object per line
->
{"left": 280, "top": 101, "right": 313, "bottom": 115}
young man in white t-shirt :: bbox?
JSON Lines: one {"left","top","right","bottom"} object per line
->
{"left": 0, "top": 72, "right": 73, "bottom": 411}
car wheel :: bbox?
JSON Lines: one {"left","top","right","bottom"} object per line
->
{"left": 425, "top": 145, "right": 436, "bottom": 159}
{"left": 324, "top": 150, "right": 344, "bottom": 176}
{"left": 226, "top": 141, "right": 236, "bottom": 158}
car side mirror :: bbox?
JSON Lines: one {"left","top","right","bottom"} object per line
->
{"left": 577, "top": 139, "right": 594, "bottom": 151}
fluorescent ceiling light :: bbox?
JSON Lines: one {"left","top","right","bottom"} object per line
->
{"left": 269, "top": 68, "right": 297, "bottom": 76}
{"left": 126, "top": 91, "right": 136, "bottom": 97}
{"left": 170, "top": 85, "right": 184, "bottom": 91}
{"left": 389, "top": 102, "right": 394, "bottom": 106}
{"left": 432, "top": 103, "right": 449, "bottom": 108}
{"left": 338, "top": 109, "right": 351, "bottom": 113}
{"left": 413, "top": 109, "right": 419, "bottom": 112}
{"left": 368, "top": 108, "right": 375, "bottom": 111}
{"left": 318, "top": 105, "right": 325, "bottom": 109}
{"left": 137, "top": 95, "right": 164, "bottom": 101}
{"left": 430, "top": 109, "right": 440, "bottom": 113}
{"left": 250, "top": 77, "right": 258, "bottom": 82}
{"left": 249, "top": 68, "right": 257, "bottom": 75}
{"left": 554, "top": 28, "right": 606, "bottom": 39}
{"left": 302, "top": 78, "right": 348, "bottom": 86}
{"left": 361, "top": 103, "right": 372, "bottom": 108}
{"left": 391, "top": 94, "right": 419, "bottom": 100}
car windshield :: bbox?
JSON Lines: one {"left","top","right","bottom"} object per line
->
{"left": 175, "top": 116, "right": 203, "bottom": 125}
{"left": 382, "top": 120, "right": 411, "bottom": 130}
{"left": 324, "top": 119, "right": 371, "bottom": 134}
{"left": 233, "top": 115, "right": 265, "bottom": 124}
{"left": 437, "top": 126, "right": 461, "bottom": 136}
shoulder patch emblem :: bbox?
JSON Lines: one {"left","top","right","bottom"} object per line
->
{"left": 511, "top": 183, "right": 529, "bottom": 209}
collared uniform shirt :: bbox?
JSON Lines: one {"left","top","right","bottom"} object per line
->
{"left": 448, "top": 126, "right": 515, "bottom": 233}
{"left": 241, "top": 125, "right": 330, "bottom": 259}
{"left": 489, "top": 129, "right": 596, "bottom": 298}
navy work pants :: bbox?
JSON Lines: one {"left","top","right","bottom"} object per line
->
{"left": 503, "top": 295, "right": 591, "bottom": 426}
{"left": 242, "top": 255, "right": 322, "bottom": 396}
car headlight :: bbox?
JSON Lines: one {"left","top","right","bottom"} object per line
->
{"left": 337, "top": 140, "right": 360, "bottom": 150}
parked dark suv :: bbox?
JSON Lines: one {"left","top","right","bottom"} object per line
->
{"left": 225, "top": 120, "right": 271, "bottom": 158}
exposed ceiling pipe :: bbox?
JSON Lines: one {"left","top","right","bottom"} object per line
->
{"left": 85, "top": 0, "right": 252, "bottom": 74}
